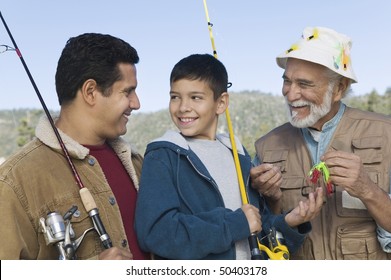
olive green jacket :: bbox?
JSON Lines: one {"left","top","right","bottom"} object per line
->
{"left": 0, "top": 116, "right": 143, "bottom": 259}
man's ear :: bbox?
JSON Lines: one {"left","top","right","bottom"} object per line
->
{"left": 216, "top": 92, "right": 229, "bottom": 115}
{"left": 80, "top": 79, "right": 98, "bottom": 105}
{"left": 333, "top": 77, "right": 350, "bottom": 101}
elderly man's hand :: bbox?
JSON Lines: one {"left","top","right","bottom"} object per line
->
{"left": 250, "top": 163, "right": 282, "bottom": 213}
{"left": 321, "top": 150, "right": 374, "bottom": 199}
{"left": 250, "top": 163, "right": 282, "bottom": 199}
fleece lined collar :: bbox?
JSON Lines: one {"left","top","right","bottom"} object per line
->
{"left": 34, "top": 115, "right": 140, "bottom": 189}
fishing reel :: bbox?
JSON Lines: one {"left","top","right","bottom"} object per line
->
{"left": 39, "top": 205, "right": 94, "bottom": 260}
{"left": 259, "top": 227, "right": 290, "bottom": 260}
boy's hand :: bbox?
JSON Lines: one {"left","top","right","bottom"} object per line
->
{"left": 285, "top": 187, "right": 324, "bottom": 227}
{"left": 242, "top": 204, "right": 262, "bottom": 234}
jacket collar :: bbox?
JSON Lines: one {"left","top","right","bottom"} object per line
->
{"left": 150, "top": 130, "right": 245, "bottom": 155}
{"left": 35, "top": 115, "right": 89, "bottom": 160}
{"left": 35, "top": 115, "right": 141, "bottom": 189}
{"left": 35, "top": 115, "right": 139, "bottom": 158}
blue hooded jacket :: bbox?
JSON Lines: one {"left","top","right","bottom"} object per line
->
{"left": 135, "top": 130, "right": 310, "bottom": 259}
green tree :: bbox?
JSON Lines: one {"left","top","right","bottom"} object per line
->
{"left": 16, "top": 110, "right": 42, "bottom": 147}
{"left": 385, "top": 88, "right": 391, "bottom": 114}
{"left": 367, "top": 90, "right": 379, "bottom": 112}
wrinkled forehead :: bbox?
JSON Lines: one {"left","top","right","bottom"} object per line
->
{"left": 285, "top": 58, "right": 329, "bottom": 77}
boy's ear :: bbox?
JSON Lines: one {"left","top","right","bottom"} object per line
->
{"left": 216, "top": 92, "right": 229, "bottom": 115}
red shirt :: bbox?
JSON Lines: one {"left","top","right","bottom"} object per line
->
{"left": 85, "top": 143, "right": 149, "bottom": 260}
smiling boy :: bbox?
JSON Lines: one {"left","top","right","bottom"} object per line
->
{"left": 135, "top": 54, "right": 322, "bottom": 260}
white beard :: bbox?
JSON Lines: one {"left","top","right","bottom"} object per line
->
{"left": 286, "top": 84, "right": 334, "bottom": 128}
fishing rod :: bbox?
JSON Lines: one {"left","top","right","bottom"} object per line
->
{"left": 202, "top": 0, "right": 262, "bottom": 260}
{"left": 0, "top": 11, "right": 112, "bottom": 255}
{"left": 202, "top": 0, "right": 289, "bottom": 260}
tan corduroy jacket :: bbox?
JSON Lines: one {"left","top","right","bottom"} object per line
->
{"left": 0, "top": 116, "right": 143, "bottom": 259}
{"left": 255, "top": 106, "right": 391, "bottom": 259}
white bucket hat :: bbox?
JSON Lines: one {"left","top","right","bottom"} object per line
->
{"left": 276, "top": 26, "right": 357, "bottom": 83}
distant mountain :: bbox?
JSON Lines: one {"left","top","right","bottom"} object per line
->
{"left": 0, "top": 90, "right": 390, "bottom": 159}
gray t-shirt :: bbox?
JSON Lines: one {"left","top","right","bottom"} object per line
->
{"left": 186, "top": 137, "right": 251, "bottom": 260}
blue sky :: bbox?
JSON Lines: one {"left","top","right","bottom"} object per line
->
{"left": 0, "top": 0, "right": 390, "bottom": 113}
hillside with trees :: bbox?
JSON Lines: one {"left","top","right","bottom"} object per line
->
{"left": 0, "top": 89, "right": 390, "bottom": 160}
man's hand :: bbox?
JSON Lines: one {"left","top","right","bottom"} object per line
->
{"left": 321, "top": 150, "right": 374, "bottom": 199}
{"left": 250, "top": 163, "right": 282, "bottom": 200}
{"left": 250, "top": 163, "right": 282, "bottom": 213}
{"left": 321, "top": 150, "right": 391, "bottom": 232}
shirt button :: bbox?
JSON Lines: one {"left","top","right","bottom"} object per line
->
{"left": 73, "top": 210, "right": 81, "bottom": 218}
{"left": 108, "top": 196, "right": 116, "bottom": 205}
{"left": 88, "top": 158, "right": 95, "bottom": 166}
{"left": 121, "top": 239, "right": 128, "bottom": 248}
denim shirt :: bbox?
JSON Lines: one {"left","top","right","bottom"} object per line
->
{"left": 377, "top": 194, "right": 391, "bottom": 252}
{"left": 301, "top": 103, "right": 345, "bottom": 165}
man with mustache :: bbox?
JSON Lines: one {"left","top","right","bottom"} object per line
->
{"left": 251, "top": 26, "right": 391, "bottom": 259}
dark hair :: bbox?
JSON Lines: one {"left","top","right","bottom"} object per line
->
{"left": 55, "top": 33, "right": 139, "bottom": 105}
{"left": 170, "top": 54, "right": 228, "bottom": 100}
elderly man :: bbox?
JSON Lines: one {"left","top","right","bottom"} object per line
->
{"left": 251, "top": 26, "right": 391, "bottom": 259}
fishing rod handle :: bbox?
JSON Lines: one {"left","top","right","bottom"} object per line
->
{"left": 80, "top": 188, "right": 113, "bottom": 249}
{"left": 248, "top": 233, "right": 263, "bottom": 260}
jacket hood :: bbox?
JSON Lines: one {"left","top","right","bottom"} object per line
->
{"left": 147, "top": 130, "right": 245, "bottom": 155}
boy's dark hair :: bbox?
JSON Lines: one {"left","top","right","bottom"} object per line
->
{"left": 55, "top": 33, "right": 139, "bottom": 105}
{"left": 170, "top": 54, "right": 228, "bottom": 100}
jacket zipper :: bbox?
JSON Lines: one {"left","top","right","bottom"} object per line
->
{"left": 185, "top": 155, "right": 226, "bottom": 207}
